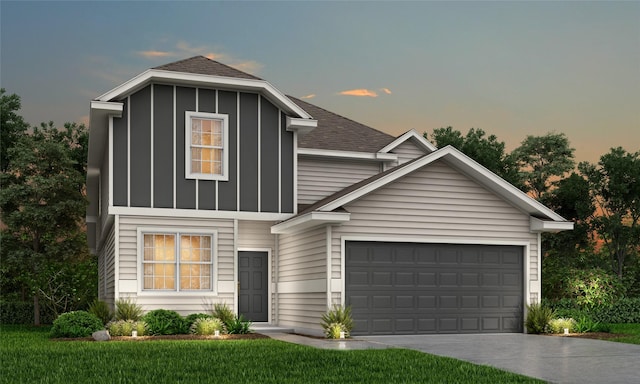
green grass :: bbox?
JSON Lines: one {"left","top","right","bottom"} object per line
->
{"left": 0, "top": 325, "right": 542, "bottom": 384}
{"left": 606, "top": 323, "right": 640, "bottom": 344}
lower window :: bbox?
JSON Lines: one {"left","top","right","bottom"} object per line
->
{"left": 142, "top": 232, "right": 213, "bottom": 291}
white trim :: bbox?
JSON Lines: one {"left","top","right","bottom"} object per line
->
{"left": 127, "top": 96, "right": 131, "bottom": 207}
{"left": 277, "top": 279, "right": 326, "bottom": 294}
{"left": 293, "top": 131, "right": 298, "bottom": 214}
{"left": 298, "top": 147, "right": 398, "bottom": 162}
{"left": 172, "top": 86, "right": 177, "bottom": 209}
{"left": 233, "top": 219, "right": 238, "bottom": 312}
{"left": 150, "top": 84, "right": 154, "bottom": 208}
{"left": 274, "top": 233, "right": 279, "bottom": 324}
{"left": 326, "top": 225, "right": 332, "bottom": 308}
{"left": 378, "top": 129, "right": 437, "bottom": 153}
{"left": 286, "top": 116, "right": 317, "bottom": 134}
{"left": 215, "top": 90, "right": 219, "bottom": 211}
{"left": 96, "top": 69, "right": 313, "bottom": 119}
{"left": 278, "top": 110, "right": 281, "bottom": 213}
{"left": 184, "top": 111, "right": 230, "bottom": 181}
{"left": 136, "top": 226, "right": 218, "bottom": 296}
{"left": 530, "top": 217, "right": 574, "bottom": 232}
{"left": 108, "top": 206, "right": 294, "bottom": 221}
{"left": 271, "top": 211, "right": 350, "bottom": 234}
{"left": 195, "top": 88, "right": 199, "bottom": 209}
{"left": 258, "top": 96, "right": 261, "bottom": 212}
{"left": 90, "top": 100, "right": 124, "bottom": 114}
{"left": 114, "top": 215, "right": 120, "bottom": 300}
{"left": 109, "top": 116, "right": 114, "bottom": 217}
{"left": 237, "top": 247, "right": 273, "bottom": 324}
{"left": 236, "top": 92, "right": 240, "bottom": 211}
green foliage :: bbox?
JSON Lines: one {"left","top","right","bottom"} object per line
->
{"left": 512, "top": 132, "right": 575, "bottom": 200}
{"left": 185, "top": 313, "right": 213, "bottom": 328}
{"left": 225, "top": 315, "right": 253, "bottom": 334}
{"left": 0, "top": 300, "right": 55, "bottom": 325}
{"left": 210, "top": 302, "right": 235, "bottom": 326}
{"left": 50, "top": 311, "right": 103, "bottom": 338}
{"left": 190, "top": 317, "right": 224, "bottom": 335}
{"left": 107, "top": 320, "right": 147, "bottom": 336}
{"left": 525, "top": 303, "right": 555, "bottom": 334}
{"left": 548, "top": 318, "right": 576, "bottom": 334}
{"left": 321, "top": 305, "right": 353, "bottom": 338}
{"left": 544, "top": 297, "right": 640, "bottom": 324}
{"left": 114, "top": 297, "right": 143, "bottom": 321}
{"left": 88, "top": 300, "right": 113, "bottom": 325}
{"left": 142, "top": 309, "right": 188, "bottom": 335}
{"left": 1, "top": 326, "right": 544, "bottom": 384}
{"left": 0, "top": 88, "right": 29, "bottom": 172}
{"left": 325, "top": 322, "right": 348, "bottom": 339}
{"left": 567, "top": 268, "right": 625, "bottom": 308}
{"left": 574, "top": 316, "right": 610, "bottom": 334}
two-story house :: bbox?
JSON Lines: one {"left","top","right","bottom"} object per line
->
{"left": 86, "top": 56, "right": 572, "bottom": 335}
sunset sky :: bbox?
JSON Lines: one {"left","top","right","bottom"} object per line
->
{"left": 2, "top": 1, "right": 638, "bottom": 164}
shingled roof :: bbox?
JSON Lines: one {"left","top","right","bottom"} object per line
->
{"left": 153, "top": 56, "right": 262, "bottom": 80}
{"left": 290, "top": 96, "right": 395, "bottom": 153}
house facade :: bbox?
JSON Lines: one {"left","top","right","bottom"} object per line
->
{"left": 87, "top": 56, "right": 572, "bottom": 335}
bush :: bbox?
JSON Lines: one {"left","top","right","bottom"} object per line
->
{"left": 114, "top": 297, "right": 143, "bottom": 321}
{"left": 544, "top": 297, "right": 640, "bottom": 324}
{"left": 567, "top": 268, "right": 625, "bottom": 308}
{"left": 88, "top": 299, "right": 113, "bottom": 325}
{"left": 107, "top": 320, "right": 148, "bottom": 336}
{"left": 321, "top": 305, "right": 353, "bottom": 338}
{"left": 525, "top": 303, "right": 555, "bottom": 334}
{"left": 548, "top": 318, "right": 577, "bottom": 334}
{"left": 0, "top": 300, "right": 56, "bottom": 325}
{"left": 185, "top": 313, "right": 213, "bottom": 328}
{"left": 574, "top": 316, "right": 611, "bottom": 333}
{"left": 50, "top": 311, "right": 104, "bottom": 338}
{"left": 190, "top": 317, "right": 224, "bottom": 335}
{"left": 225, "top": 315, "right": 253, "bottom": 334}
{"left": 142, "top": 309, "right": 188, "bottom": 335}
{"left": 210, "top": 303, "right": 235, "bottom": 327}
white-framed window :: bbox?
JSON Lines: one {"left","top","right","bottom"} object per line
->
{"left": 140, "top": 230, "right": 215, "bottom": 292}
{"left": 185, "top": 111, "right": 229, "bottom": 180}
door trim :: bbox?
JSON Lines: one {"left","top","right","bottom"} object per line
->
{"left": 237, "top": 248, "right": 272, "bottom": 324}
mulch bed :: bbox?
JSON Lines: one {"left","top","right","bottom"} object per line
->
{"left": 52, "top": 333, "right": 269, "bottom": 342}
{"left": 545, "top": 332, "right": 628, "bottom": 340}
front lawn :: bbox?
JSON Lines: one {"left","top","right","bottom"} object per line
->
{"left": 606, "top": 323, "right": 640, "bottom": 344}
{"left": 0, "top": 326, "right": 542, "bottom": 384}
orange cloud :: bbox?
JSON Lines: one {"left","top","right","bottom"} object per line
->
{"left": 381, "top": 88, "right": 392, "bottom": 95}
{"left": 339, "top": 89, "right": 378, "bottom": 97}
{"left": 301, "top": 94, "right": 316, "bottom": 99}
{"left": 138, "top": 50, "right": 172, "bottom": 58}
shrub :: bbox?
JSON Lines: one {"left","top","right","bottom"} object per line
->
{"left": 107, "top": 320, "right": 148, "bottom": 336}
{"left": 567, "top": 268, "right": 625, "bottom": 308}
{"left": 225, "top": 315, "right": 253, "bottom": 334}
{"left": 114, "top": 297, "right": 143, "bottom": 321}
{"left": 544, "top": 297, "right": 640, "bottom": 324}
{"left": 325, "top": 322, "right": 348, "bottom": 339}
{"left": 548, "top": 318, "right": 577, "bottom": 334}
{"left": 525, "top": 303, "right": 555, "bottom": 334}
{"left": 0, "top": 300, "right": 56, "bottom": 325}
{"left": 185, "top": 313, "right": 213, "bottom": 328}
{"left": 88, "top": 299, "right": 113, "bottom": 325}
{"left": 190, "top": 317, "right": 224, "bottom": 335}
{"left": 574, "top": 316, "right": 611, "bottom": 334}
{"left": 142, "top": 309, "right": 188, "bottom": 335}
{"left": 210, "top": 303, "right": 235, "bottom": 327}
{"left": 321, "top": 305, "right": 353, "bottom": 338}
{"left": 50, "top": 311, "right": 104, "bottom": 338}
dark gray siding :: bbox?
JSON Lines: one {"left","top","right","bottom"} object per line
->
{"left": 240, "top": 93, "right": 258, "bottom": 212}
{"left": 130, "top": 85, "right": 152, "bottom": 207}
{"left": 197, "top": 88, "right": 217, "bottom": 210}
{"left": 280, "top": 112, "right": 294, "bottom": 213}
{"left": 260, "top": 97, "right": 279, "bottom": 212}
{"left": 153, "top": 85, "right": 174, "bottom": 208}
{"left": 175, "top": 86, "right": 196, "bottom": 209}
{"left": 217, "top": 91, "right": 238, "bottom": 211}
{"left": 112, "top": 101, "right": 128, "bottom": 206}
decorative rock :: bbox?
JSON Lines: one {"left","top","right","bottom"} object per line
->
{"left": 92, "top": 330, "right": 111, "bottom": 341}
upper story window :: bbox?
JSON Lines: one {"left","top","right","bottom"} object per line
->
{"left": 185, "top": 111, "right": 229, "bottom": 180}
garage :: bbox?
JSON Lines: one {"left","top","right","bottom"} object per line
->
{"left": 346, "top": 241, "right": 523, "bottom": 335}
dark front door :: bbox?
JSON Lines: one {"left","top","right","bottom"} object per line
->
{"left": 238, "top": 251, "right": 268, "bottom": 322}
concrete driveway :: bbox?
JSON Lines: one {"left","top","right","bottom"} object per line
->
{"left": 359, "top": 334, "right": 640, "bottom": 384}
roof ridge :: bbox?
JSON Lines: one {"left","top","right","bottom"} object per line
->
{"left": 152, "top": 55, "right": 262, "bottom": 80}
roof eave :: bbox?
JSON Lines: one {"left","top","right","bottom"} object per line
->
{"left": 271, "top": 211, "right": 351, "bottom": 235}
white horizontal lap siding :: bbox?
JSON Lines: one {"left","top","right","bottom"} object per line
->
{"left": 116, "top": 215, "right": 235, "bottom": 314}
{"left": 390, "top": 139, "right": 427, "bottom": 164}
{"left": 277, "top": 293, "right": 325, "bottom": 331}
{"left": 278, "top": 226, "right": 326, "bottom": 281}
{"left": 336, "top": 160, "right": 538, "bottom": 284}
{"left": 237, "top": 221, "right": 275, "bottom": 249}
{"left": 297, "top": 158, "right": 380, "bottom": 205}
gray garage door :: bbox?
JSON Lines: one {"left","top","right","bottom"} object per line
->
{"left": 346, "top": 242, "right": 523, "bottom": 335}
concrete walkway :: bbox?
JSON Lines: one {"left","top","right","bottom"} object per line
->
{"left": 266, "top": 332, "right": 640, "bottom": 383}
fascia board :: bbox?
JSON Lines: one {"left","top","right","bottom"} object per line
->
{"left": 96, "top": 69, "right": 312, "bottom": 119}
{"left": 271, "top": 211, "right": 351, "bottom": 234}
{"left": 286, "top": 116, "right": 318, "bottom": 134}
{"left": 379, "top": 129, "right": 437, "bottom": 153}
{"left": 298, "top": 148, "right": 398, "bottom": 162}
{"left": 88, "top": 101, "right": 123, "bottom": 173}
{"left": 530, "top": 217, "right": 574, "bottom": 232}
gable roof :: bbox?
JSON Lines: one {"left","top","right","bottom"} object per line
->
{"left": 290, "top": 96, "right": 395, "bottom": 153}
{"left": 152, "top": 56, "right": 262, "bottom": 80}
{"left": 379, "top": 129, "right": 437, "bottom": 153}
{"left": 272, "top": 145, "right": 573, "bottom": 234}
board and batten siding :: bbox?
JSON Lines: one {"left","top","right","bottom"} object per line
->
{"left": 115, "top": 215, "right": 235, "bottom": 315}
{"left": 110, "top": 84, "right": 294, "bottom": 214}
{"left": 99, "top": 144, "right": 110, "bottom": 237}
{"left": 297, "top": 158, "right": 381, "bottom": 205}
{"left": 389, "top": 138, "right": 428, "bottom": 165}
{"left": 332, "top": 159, "right": 539, "bottom": 299}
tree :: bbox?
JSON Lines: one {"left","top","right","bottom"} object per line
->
{"left": 427, "top": 127, "right": 522, "bottom": 187}
{"left": 0, "top": 88, "right": 29, "bottom": 172}
{"left": 0, "top": 123, "right": 89, "bottom": 324}
{"left": 511, "top": 132, "right": 575, "bottom": 201}
{"left": 579, "top": 147, "right": 640, "bottom": 279}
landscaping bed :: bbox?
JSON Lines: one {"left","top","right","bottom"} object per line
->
{"left": 52, "top": 333, "right": 269, "bottom": 342}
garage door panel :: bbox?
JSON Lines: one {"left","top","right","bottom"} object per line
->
{"left": 346, "top": 242, "right": 523, "bottom": 335}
